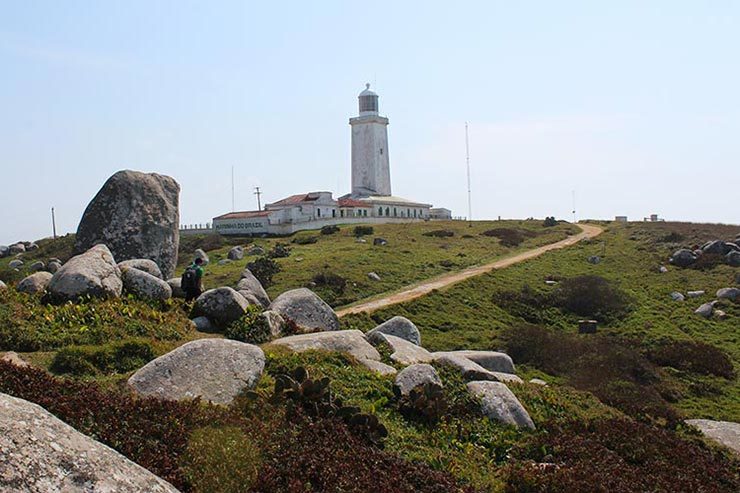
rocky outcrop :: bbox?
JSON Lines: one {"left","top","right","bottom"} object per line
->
{"left": 366, "top": 332, "right": 433, "bottom": 365}
{"left": 118, "top": 259, "right": 163, "bottom": 279}
{"left": 121, "top": 267, "right": 172, "bottom": 301}
{"left": 29, "top": 261, "right": 45, "bottom": 272}
{"left": 0, "top": 245, "right": 8, "bottom": 258}
{"left": 466, "top": 381, "right": 535, "bottom": 429}
{"left": 191, "top": 316, "right": 215, "bottom": 332}
{"left": 74, "top": 170, "right": 180, "bottom": 279}
{"left": 128, "top": 339, "right": 264, "bottom": 404}
{"left": 16, "top": 271, "right": 53, "bottom": 295}
{"left": 432, "top": 350, "right": 515, "bottom": 374}
{"left": 366, "top": 316, "right": 421, "bottom": 345}
{"left": 728, "top": 251, "right": 740, "bottom": 267}
{"left": 9, "top": 243, "right": 25, "bottom": 255}
{"left": 269, "top": 288, "right": 339, "bottom": 333}
{"left": 394, "top": 363, "right": 442, "bottom": 396}
{"left": 193, "top": 287, "right": 251, "bottom": 327}
{"left": 686, "top": 419, "right": 740, "bottom": 455}
{"left": 670, "top": 249, "right": 697, "bottom": 268}
{"left": 8, "top": 259, "right": 23, "bottom": 269}
{"left": 433, "top": 353, "right": 523, "bottom": 383}
{"left": 358, "top": 359, "right": 397, "bottom": 376}
{"left": 194, "top": 249, "right": 209, "bottom": 265}
{"left": 261, "top": 310, "right": 286, "bottom": 338}
{"left": 237, "top": 268, "right": 270, "bottom": 307}
{"left": 717, "top": 287, "right": 739, "bottom": 301}
{"left": 270, "top": 330, "right": 381, "bottom": 362}
{"left": 701, "top": 240, "right": 730, "bottom": 255}
{"left": 47, "top": 260, "right": 62, "bottom": 273}
{"left": 47, "top": 244, "right": 122, "bottom": 302}
{"left": 0, "top": 393, "right": 180, "bottom": 492}
{"left": 694, "top": 302, "right": 715, "bottom": 318}
{"left": 228, "top": 246, "right": 244, "bottom": 260}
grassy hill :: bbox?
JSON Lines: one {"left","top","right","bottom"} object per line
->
{"left": 1, "top": 220, "right": 739, "bottom": 492}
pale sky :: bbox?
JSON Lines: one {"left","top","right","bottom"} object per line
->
{"left": 1, "top": 1, "right": 738, "bottom": 244}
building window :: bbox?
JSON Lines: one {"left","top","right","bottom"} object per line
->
{"left": 317, "top": 209, "right": 320, "bottom": 217}
{"left": 385, "top": 207, "right": 390, "bottom": 216}
{"left": 414, "top": 209, "right": 417, "bottom": 218}
{"left": 340, "top": 210, "right": 344, "bottom": 217}
{"left": 380, "top": 148, "right": 383, "bottom": 155}
{"left": 332, "top": 209, "right": 336, "bottom": 218}
{"left": 393, "top": 208, "right": 397, "bottom": 217}
{"left": 407, "top": 208, "right": 410, "bottom": 217}
{"left": 378, "top": 207, "right": 383, "bottom": 216}
{"left": 363, "top": 210, "right": 367, "bottom": 217}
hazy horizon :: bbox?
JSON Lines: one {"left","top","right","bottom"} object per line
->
{"left": 1, "top": 1, "right": 738, "bottom": 245}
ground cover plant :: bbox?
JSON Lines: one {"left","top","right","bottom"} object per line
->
{"left": 183, "top": 220, "right": 576, "bottom": 307}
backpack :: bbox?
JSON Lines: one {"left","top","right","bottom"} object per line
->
{"left": 181, "top": 266, "right": 198, "bottom": 291}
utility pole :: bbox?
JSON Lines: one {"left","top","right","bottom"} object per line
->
{"left": 254, "top": 186, "right": 263, "bottom": 211}
{"left": 465, "top": 122, "right": 472, "bottom": 226}
{"left": 51, "top": 207, "right": 57, "bottom": 239}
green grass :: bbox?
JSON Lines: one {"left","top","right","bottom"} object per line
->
{"left": 342, "top": 221, "right": 740, "bottom": 421}
{"left": 179, "top": 220, "right": 576, "bottom": 307}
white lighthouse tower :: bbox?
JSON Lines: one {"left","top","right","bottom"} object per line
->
{"left": 350, "top": 84, "right": 391, "bottom": 197}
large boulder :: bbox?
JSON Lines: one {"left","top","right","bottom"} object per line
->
{"left": 74, "top": 170, "right": 180, "bottom": 279}
{"left": 366, "top": 332, "right": 433, "bottom": 365}
{"left": 432, "top": 350, "right": 515, "bottom": 374}
{"left": 0, "top": 245, "right": 8, "bottom": 258}
{"left": 433, "top": 353, "right": 522, "bottom": 383}
{"left": 702, "top": 240, "right": 730, "bottom": 255}
{"left": 717, "top": 287, "right": 740, "bottom": 301}
{"left": 193, "top": 287, "right": 251, "bottom": 327}
{"left": 168, "top": 277, "right": 186, "bottom": 298}
{"left": 121, "top": 267, "right": 172, "bottom": 301}
{"left": 9, "top": 243, "right": 25, "bottom": 255}
{"left": 237, "top": 268, "right": 270, "bottom": 307}
{"left": 728, "top": 251, "right": 740, "bottom": 267}
{"left": 8, "top": 259, "right": 23, "bottom": 269}
{"left": 466, "top": 381, "right": 535, "bottom": 429}
{"left": 228, "top": 246, "right": 244, "bottom": 260}
{"left": 16, "top": 271, "right": 53, "bottom": 295}
{"left": 394, "top": 363, "right": 442, "bottom": 396}
{"left": 366, "top": 316, "right": 421, "bottom": 345}
{"left": 128, "top": 339, "right": 264, "bottom": 405}
{"left": 194, "top": 248, "right": 209, "bottom": 265}
{"left": 270, "top": 330, "right": 381, "bottom": 361}
{"left": 0, "top": 393, "right": 179, "bottom": 492}
{"left": 670, "top": 249, "right": 697, "bottom": 267}
{"left": 29, "top": 260, "right": 45, "bottom": 272}
{"left": 47, "top": 244, "right": 122, "bottom": 302}
{"left": 118, "top": 259, "right": 163, "bottom": 279}
{"left": 695, "top": 302, "right": 715, "bottom": 318}
{"left": 47, "top": 260, "right": 62, "bottom": 273}
{"left": 269, "top": 288, "right": 339, "bottom": 333}
{"left": 261, "top": 310, "right": 286, "bottom": 338}
{"left": 686, "top": 419, "right": 740, "bottom": 455}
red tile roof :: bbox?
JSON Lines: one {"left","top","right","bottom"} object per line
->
{"left": 269, "top": 193, "right": 320, "bottom": 206}
{"left": 213, "top": 210, "right": 270, "bottom": 220}
{"left": 338, "top": 198, "right": 372, "bottom": 208}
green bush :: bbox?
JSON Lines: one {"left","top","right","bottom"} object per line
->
{"left": 543, "top": 216, "right": 557, "bottom": 227}
{"left": 481, "top": 228, "right": 536, "bottom": 247}
{"left": 422, "top": 229, "right": 455, "bottom": 238}
{"left": 553, "top": 275, "right": 630, "bottom": 322}
{"left": 225, "top": 306, "right": 271, "bottom": 344}
{"left": 246, "top": 256, "right": 281, "bottom": 288}
{"left": 311, "top": 271, "right": 347, "bottom": 294}
{"left": 648, "top": 340, "right": 735, "bottom": 379}
{"left": 50, "top": 339, "right": 156, "bottom": 376}
{"left": 292, "top": 235, "right": 318, "bottom": 245}
{"left": 353, "top": 225, "right": 374, "bottom": 236}
{"left": 267, "top": 242, "right": 291, "bottom": 259}
{"left": 321, "top": 225, "right": 340, "bottom": 235}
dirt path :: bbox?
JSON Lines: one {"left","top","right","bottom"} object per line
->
{"left": 337, "top": 223, "right": 603, "bottom": 317}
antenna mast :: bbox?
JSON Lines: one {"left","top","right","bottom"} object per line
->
{"left": 51, "top": 207, "right": 57, "bottom": 239}
{"left": 254, "top": 186, "right": 262, "bottom": 211}
{"left": 465, "top": 122, "right": 472, "bottom": 225}
{"left": 571, "top": 190, "right": 576, "bottom": 223}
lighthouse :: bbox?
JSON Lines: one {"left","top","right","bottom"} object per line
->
{"left": 350, "top": 84, "right": 391, "bottom": 197}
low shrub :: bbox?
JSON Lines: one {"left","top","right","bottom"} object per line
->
{"left": 504, "top": 325, "right": 677, "bottom": 425}
{"left": 552, "top": 275, "right": 630, "bottom": 322}
{"left": 224, "top": 305, "right": 271, "bottom": 344}
{"left": 648, "top": 340, "right": 735, "bottom": 379}
{"left": 397, "top": 381, "right": 447, "bottom": 425}
{"left": 312, "top": 271, "right": 347, "bottom": 294}
{"left": 246, "top": 256, "right": 281, "bottom": 288}
{"left": 543, "top": 216, "right": 557, "bottom": 227}
{"left": 50, "top": 338, "right": 156, "bottom": 376}
{"left": 267, "top": 242, "right": 291, "bottom": 259}
{"left": 292, "top": 235, "right": 318, "bottom": 245}
{"left": 184, "top": 426, "right": 261, "bottom": 492}
{"left": 353, "top": 225, "right": 374, "bottom": 236}
{"left": 689, "top": 253, "right": 726, "bottom": 271}
{"left": 504, "top": 418, "right": 740, "bottom": 493}
{"left": 481, "top": 228, "right": 536, "bottom": 247}
{"left": 423, "top": 229, "right": 455, "bottom": 238}
{"left": 658, "top": 231, "right": 684, "bottom": 243}
{"left": 321, "top": 225, "right": 340, "bottom": 235}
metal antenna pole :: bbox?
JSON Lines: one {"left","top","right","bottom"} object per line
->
{"left": 465, "top": 122, "right": 472, "bottom": 225}
{"left": 571, "top": 190, "right": 576, "bottom": 224}
{"left": 231, "top": 166, "right": 235, "bottom": 212}
{"left": 51, "top": 207, "right": 57, "bottom": 239}
{"left": 254, "top": 186, "right": 262, "bottom": 210}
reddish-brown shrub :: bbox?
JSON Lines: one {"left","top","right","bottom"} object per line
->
{"left": 481, "top": 228, "right": 536, "bottom": 247}
{"left": 253, "top": 413, "right": 477, "bottom": 493}
{"left": 504, "top": 418, "right": 740, "bottom": 493}
{"left": 648, "top": 340, "right": 735, "bottom": 379}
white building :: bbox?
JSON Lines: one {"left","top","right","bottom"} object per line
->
{"left": 213, "top": 85, "right": 445, "bottom": 236}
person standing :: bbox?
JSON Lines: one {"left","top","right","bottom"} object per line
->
{"left": 181, "top": 257, "right": 205, "bottom": 302}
